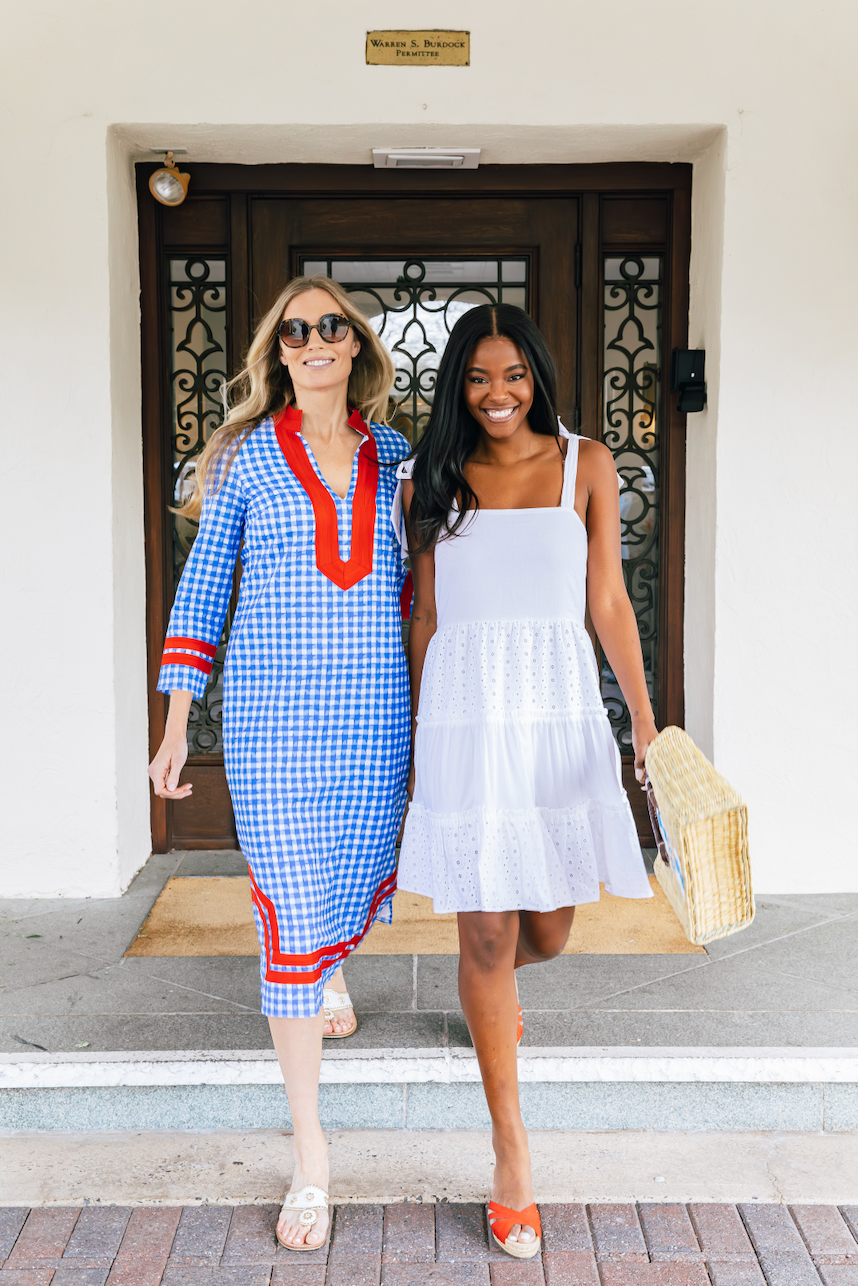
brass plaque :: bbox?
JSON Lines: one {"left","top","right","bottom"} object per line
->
{"left": 366, "top": 30, "right": 469, "bottom": 66}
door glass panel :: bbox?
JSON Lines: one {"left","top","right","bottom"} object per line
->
{"left": 601, "top": 254, "right": 662, "bottom": 753}
{"left": 298, "top": 257, "right": 531, "bottom": 441}
{"left": 167, "top": 255, "right": 229, "bottom": 754}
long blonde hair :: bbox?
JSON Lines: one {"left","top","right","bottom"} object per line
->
{"left": 177, "top": 275, "right": 396, "bottom": 520}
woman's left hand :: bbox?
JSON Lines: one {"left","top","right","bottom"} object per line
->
{"left": 632, "top": 719, "right": 659, "bottom": 786}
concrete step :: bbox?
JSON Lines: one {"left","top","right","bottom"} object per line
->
{"left": 2, "top": 1046, "right": 856, "bottom": 1133}
{"left": 2, "top": 1127, "right": 857, "bottom": 1205}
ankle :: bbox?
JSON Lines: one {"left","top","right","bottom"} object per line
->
{"left": 493, "top": 1126, "right": 529, "bottom": 1161}
{"left": 291, "top": 1135, "right": 328, "bottom": 1178}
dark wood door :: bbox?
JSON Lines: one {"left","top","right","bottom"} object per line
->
{"left": 249, "top": 197, "right": 578, "bottom": 422}
{"left": 139, "top": 164, "right": 689, "bottom": 850}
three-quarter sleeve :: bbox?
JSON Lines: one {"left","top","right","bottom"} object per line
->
{"left": 157, "top": 463, "right": 246, "bottom": 699}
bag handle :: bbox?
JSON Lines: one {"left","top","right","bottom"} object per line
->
{"left": 645, "top": 777, "right": 671, "bottom": 866}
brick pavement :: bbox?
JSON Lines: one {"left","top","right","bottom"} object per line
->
{"left": 0, "top": 1203, "right": 855, "bottom": 1285}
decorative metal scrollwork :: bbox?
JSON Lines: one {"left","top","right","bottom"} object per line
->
{"left": 299, "top": 257, "right": 529, "bottom": 441}
{"left": 163, "top": 251, "right": 660, "bottom": 761}
{"left": 167, "top": 256, "right": 229, "bottom": 755}
{"left": 601, "top": 255, "right": 662, "bottom": 752}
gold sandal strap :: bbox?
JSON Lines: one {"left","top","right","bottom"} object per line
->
{"left": 282, "top": 1184, "right": 329, "bottom": 1210}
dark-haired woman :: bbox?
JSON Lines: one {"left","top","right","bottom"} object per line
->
{"left": 396, "top": 304, "right": 655, "bottom": 1260}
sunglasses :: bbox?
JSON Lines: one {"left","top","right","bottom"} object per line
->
{"left": 277, "top": 313, "right": 353, "bottom": 348}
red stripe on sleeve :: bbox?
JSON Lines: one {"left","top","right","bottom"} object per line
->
{"left": 400, "top": 571, "right": 413, "bottom": 621}
{"left": 164, "top": 636, "right": 218, "bottom": 659}
{"left": 160, "top": 652, "right": 213, "bottom": 676}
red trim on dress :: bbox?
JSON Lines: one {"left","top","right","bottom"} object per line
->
{"left": 248, "top": 864, "right": 398, "bottom": 984}
{"left": 164, "top": 636, "right": 218, "bottom": 659}
{"left": 160, "top": 652, "right": 213, "bottom": 676}
{"left": 399, "top": 571, "right": 413, "bottom": 621}
{"left": 273, "top": 405, "right": 377, "bottom": 590}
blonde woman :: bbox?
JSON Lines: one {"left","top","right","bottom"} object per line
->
{"left": 148, "top": 277, "right": 410, "bottom": 1250}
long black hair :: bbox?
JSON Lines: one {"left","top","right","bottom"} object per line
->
{"left": 409, "top": 303, "right": 560, "bottom": 552}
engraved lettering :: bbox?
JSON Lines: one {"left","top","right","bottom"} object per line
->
{"left": 367, "top": 31, "right": 469, "bottom": 66}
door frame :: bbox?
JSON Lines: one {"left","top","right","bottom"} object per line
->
{"left": 138, "top": 161, "right": 691, "bottom": 851}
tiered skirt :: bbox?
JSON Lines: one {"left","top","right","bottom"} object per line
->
{"left": 398, "top": 618, "right": 653, "bottom": 914}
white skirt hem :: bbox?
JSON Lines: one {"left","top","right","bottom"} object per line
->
{"left": 398, "top": 798, "right": 653, "bottom": 915}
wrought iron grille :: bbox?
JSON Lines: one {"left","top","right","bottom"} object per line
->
{"left": 299, "top": 258, "right": 530, "bottom": 441}
{"left": 167, "top": 256, "right": 229, "bottom": 754}
{"left": 601, "top": 255, "right": 662, "bottom": 752}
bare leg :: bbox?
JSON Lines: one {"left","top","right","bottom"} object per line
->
{"left": 322, "top": 964, "right": 355, "bottom": 1036}
{"left": 458, "top": 906, "right": 575, "bottom": 1245}
{"left": 515, "top": 906, "right": 575, "bottom": 968}
{"left": 269, "top": 1012, "right": 330, "bottom": 1249}
{"left": 458, "top": 910, "right": 534, "bottom": 1244}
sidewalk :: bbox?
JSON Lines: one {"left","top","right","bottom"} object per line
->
{"left": 2, "top": 1200, "right": 857, "bottom": 1285}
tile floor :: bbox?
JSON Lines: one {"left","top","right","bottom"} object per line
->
{"left": 1, "top": 1201, "right": 856, "bottom": 1285}
{"left": 1, "top": 851, "right": 857, "bottom": 1055}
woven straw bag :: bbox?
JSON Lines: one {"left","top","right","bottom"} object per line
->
{"left": 645, "top": 726, "right": 754, "bottom": 945}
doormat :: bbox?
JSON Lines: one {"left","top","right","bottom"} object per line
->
{"left": 126, "top": 877, "right": 705, "bottom": 957}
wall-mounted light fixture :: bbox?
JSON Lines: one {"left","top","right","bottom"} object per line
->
{"left": 670, "top": 349, "right": 707, "bottom": 413}
{"left": 149, "top": 149, "right": 190, "bottom": 206}
{"left": 372, "top": 147, "right": 480, "bottom": 169}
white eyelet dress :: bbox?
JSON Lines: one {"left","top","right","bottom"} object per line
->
{"left": 396, "top": 425, "right": 653, "bottom": 914}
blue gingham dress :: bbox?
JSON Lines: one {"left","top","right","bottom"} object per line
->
{"left": 158, "top": 411, "right": 411, "bottom": 1017}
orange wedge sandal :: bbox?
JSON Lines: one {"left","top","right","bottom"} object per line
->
{"left": 488, "top": 1201, "right": 542, "bottom": 1259}
{"left": 515, "top": 975, "right": 523, "bottom": 1047}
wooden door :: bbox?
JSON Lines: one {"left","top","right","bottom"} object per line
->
{"left": 249, "top": 197, "right": 577, "bottom": 422}
{"left": 139, "top": 164, "right": 689, "bottom": 850}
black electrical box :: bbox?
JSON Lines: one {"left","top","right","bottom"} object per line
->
{"left": 670, "top": 349, "right": 707, "bottom": 413}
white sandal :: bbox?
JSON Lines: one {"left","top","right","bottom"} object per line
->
{"left": 277, "top": 1183, "right": 330, "bottom": 1250}
{"left": 323, "top": 988, "right": 357, "bottom": 1039}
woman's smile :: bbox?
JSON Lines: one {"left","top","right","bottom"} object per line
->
{"left": 482, "top": 405, "right": 519, "bottom": 423}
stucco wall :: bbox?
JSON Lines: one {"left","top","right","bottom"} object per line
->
{"left": 0, "top": 0, "right": 855, "bottom": 895}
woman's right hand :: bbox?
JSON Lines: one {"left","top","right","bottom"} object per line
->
{"left": 148, "top": 690, "right": 195, "bottom": 799}
{"left": 148, "top": 733, "right": 192, "bottom": 799}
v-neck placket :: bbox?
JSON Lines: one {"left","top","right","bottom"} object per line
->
{"left": 298, "top": 428, "right": 364, "bottom": 506}
{"left": 274, "top": 405, "right": 379, "bottom": 591}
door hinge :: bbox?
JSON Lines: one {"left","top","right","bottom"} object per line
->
{"left": 574, "top": 243, "right": 582, "bottom": 288}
